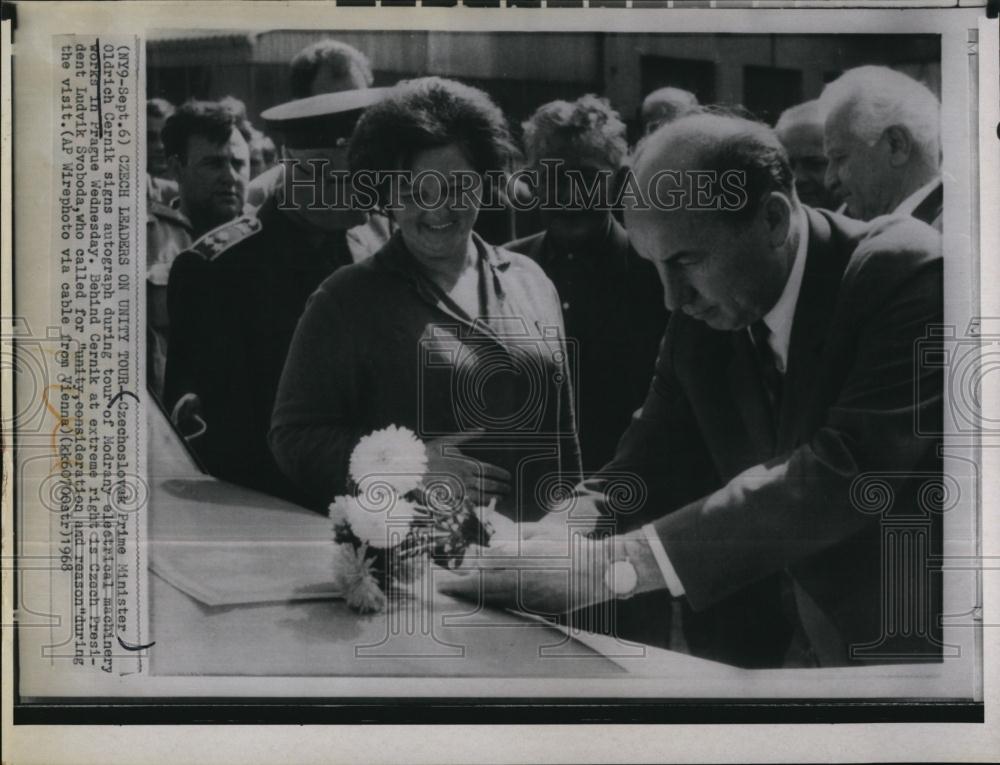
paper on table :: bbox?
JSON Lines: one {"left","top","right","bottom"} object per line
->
{"left": 150, "top": 540, "right": 340, "bottom": 606}
{"left": 508, "top": 608, "right": 737, "bottom": 676}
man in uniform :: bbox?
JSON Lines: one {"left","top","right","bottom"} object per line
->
{"left": 147, "top": 100, "right": 252, "bottom": 399}
{"left": 164, "top": 88, "right": 389, "bottom": 506}
{"left": 247, "top": 39, "right": 375, "bottom": 209}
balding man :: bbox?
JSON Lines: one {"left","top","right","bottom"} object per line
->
{"left": 820, "top": 65, "right": 942, "bottom": 230}
{"left": 640, "top": 86, "right": 699, "bottom": 135}
{"left": 774, "top": 99, "right": 842, "bottom": 211}
{"left": 443, "top": 111, "right": 944, "bottom": 669}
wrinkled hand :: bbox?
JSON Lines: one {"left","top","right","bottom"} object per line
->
{"left": 436, "top": 535, "right": 610, "bottom": 615}
{"left": 424, "top": 432, "right": 512, "bottom": 508}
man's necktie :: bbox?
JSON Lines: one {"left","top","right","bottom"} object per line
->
{"left": 749, "top": 319, "right": 783, "bottom": 417}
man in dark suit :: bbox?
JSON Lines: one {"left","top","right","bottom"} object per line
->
{"left": 506, "top": 94, "right": 668, "bottom": 472}
{"left": 442, "top": 111, "right": 944, "bottom": 669}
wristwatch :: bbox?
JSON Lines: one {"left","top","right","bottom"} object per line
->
{"left": 603, "top": 542, "right": 639, "bottom": 600}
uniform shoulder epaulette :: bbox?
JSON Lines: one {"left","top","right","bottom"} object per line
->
{"left": 188, "top": 215, "right": 263, "bottom": 261}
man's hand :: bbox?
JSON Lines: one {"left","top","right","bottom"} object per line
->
{"left": 436, "top": 536, "right": 602, "bottom": 615}
{"left": 424, "top": 432, "right": 512, "bottom": 508}
{"left": 437, "top": 531, "right": 670, "bottom": 615}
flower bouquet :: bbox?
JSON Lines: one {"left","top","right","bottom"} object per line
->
{"left": 330, "top": 425, "right": 495, "bottom": 613}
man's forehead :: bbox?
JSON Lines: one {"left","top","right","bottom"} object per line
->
{"left": 288, "top": 145, "right": 347, "bottom": 161}
{"left": 538, "top": 152, "right": 616, "bottom": 173}
{"left": 626, "top": 203, "right": 690, "bottom": 242}
{"left": 310, "top": 66, "right": 364, "bottom": 96}
{"left": 188, "top": 129, "right": 249, "bottom": 155}
{"left": 823, "top": 105, "right": 858, "bottom": 142}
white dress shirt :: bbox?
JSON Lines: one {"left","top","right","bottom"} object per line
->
{"left": 756, "top": 206, "right": 810, "bottom": 373}
{"left": 639, "top": 206, "right": 810, "bottom": 597}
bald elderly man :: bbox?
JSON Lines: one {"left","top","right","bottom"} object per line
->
{"left": 640, "top": 86, "right": 699, "bottom": 135}
{"left": 442, "top": 111, "right": 944, "bottom": 669}
{"left": 774, "top": 99, "right": 842, "bottom": 211}
{"left": 820, "top": 66, "right": 942, "bottom": 230}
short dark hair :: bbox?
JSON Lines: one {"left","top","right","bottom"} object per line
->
{"left": 348, "top": 77, "right": 516, "bottom": 208}
{"left": 290, "top": 40, "right": 374, "bottom": 98}
{"left": 637, "top": 107, "right": 795, "bottom": 226}
{"left": 161, "top": 100, "right": 252, "bottom": 163}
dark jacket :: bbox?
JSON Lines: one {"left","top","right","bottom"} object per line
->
{"left": 270, "top": 231, "right": 583, "bottom": 521}
{"left": 164, "top": 197, "right": 355, "bottom": 505}
{"left": 581, "top": 207, "right": 944, "bottom": 667}
{"left": 506, "top": 219, "right": 668, "bottom": 471}
{"left": 910, "top": 178, "right": 943, "bottom": 232}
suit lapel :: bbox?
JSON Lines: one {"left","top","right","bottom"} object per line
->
{"left": 775, "top": 208, "right": 850, "bottom": 450}
{"left": 911, "top": 180, "right": 943, "bottom": 228}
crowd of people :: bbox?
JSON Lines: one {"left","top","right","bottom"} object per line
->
{"left": 146, "top": 38, "right": 945, "bottom": 669}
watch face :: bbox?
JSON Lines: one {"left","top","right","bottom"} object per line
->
{"left": 606, "top": 559, "right": 638, "bottom": 597}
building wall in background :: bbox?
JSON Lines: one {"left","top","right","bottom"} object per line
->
{"left": 147, "top": 31, "right": 940, "bottom": 146}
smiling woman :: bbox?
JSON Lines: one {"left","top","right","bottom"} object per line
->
{"left": 269, "top": 77, "right": 582, "bottom": 522}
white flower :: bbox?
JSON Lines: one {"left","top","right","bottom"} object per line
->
{"left": 328, "top": 495, "right": 353, "bottom": 527}
{"left": 333, "top": 543, "right": 386, "bottom": 614}
{"left": 339, "top": 496, "right": 389, "bottom": 547}
{"left": 333, "top": 494, "right": 423, "bottom": 548}
{"left": 349, "top": 426, "right": 428, "bottom": 497}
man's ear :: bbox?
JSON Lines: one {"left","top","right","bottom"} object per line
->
{"left": 883, "top": 124, "right": 914, "bottom": 167}
{"left": 762, "top": 192, "right": 792, "bottom": 248}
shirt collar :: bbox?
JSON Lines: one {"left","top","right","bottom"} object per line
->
{"left": 377, "top": 230, "right": 510, "bottom": 290}
{"left": 760, "top": 205, "right": 809, "bottom": 374}
{"left": 892, "top": 177, "right": 941, "bottom": 217}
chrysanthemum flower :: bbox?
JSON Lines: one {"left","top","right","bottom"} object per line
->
{"left": 333, "top": 543, "right": 386, "bottom": 614}
{"left": 341, "top": 496, "right": 391, "bottom": 547}
{"left": 349, "top": 426, "right": 428, "bottom": 497}
{"left": 328, "top": 496, "right": 353, "bottom": 526}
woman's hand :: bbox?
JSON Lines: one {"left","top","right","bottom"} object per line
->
{"left": 423, "top": 432, "right": 512, "bottom": 508}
